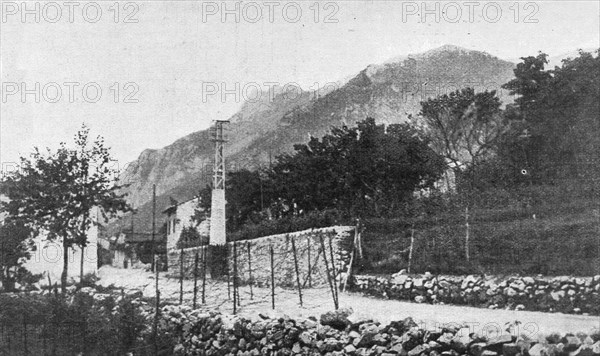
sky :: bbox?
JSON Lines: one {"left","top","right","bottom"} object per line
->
{"left": 0, "top": 0, "right": 598, "bottom": 170}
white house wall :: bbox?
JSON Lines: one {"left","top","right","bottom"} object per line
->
{"left": 23, "top": 209, "right": 99, "bottom": 285}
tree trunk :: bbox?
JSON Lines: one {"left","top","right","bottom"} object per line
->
{"left": 61, "top": 240, "right": 69, "bottom": 293}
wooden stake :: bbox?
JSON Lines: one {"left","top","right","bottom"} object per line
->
{"left": 247, "top": 242, "right": 253, "bottom": 300}
{"left": 193, "top": 250, "right": 199, "bottom": 309}
{"left": 291, "top": 238, "right": 303, "bottom": 307}
{"left": 408, "top": 224, "right": 415, "bottom": 274}
{"left": 465, "top": 206, "right": 470, "bottom": 262}
{"left": 328, "top": 235, "right": 339, "bottom": 305}
{"left": 319, "top": 234, "right": 338, "bottom": 310}
{"left": 270, "top": 245, "right": 275, "bottom": 310}
{"left": 233, "top": 241, "right": 238, "bottom": 314}
{"left": 201, "top": 247, "right": 207, "bottom": 304}
{"left": 150, "top": 184, "right": 157, "bottom": 272}
{"left": 179, "top": 246, "right": 184, "bottom": 305}
{"left": 153, "top": 255, "right": 160, "bottom": 356}
{"left": 307, "top": 237, "right": 312, "bottom": 288}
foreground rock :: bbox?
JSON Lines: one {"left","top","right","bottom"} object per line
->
{"left": 160, "top": 305, "right": 600, "bottom": 355}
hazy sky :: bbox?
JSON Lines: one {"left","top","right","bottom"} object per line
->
{"left": 1, "top": 0, "right": 598, "bottom": 169}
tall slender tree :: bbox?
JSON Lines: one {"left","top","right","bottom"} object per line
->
{"left": 0, "top": 125, "right": 131, "bottom": 291}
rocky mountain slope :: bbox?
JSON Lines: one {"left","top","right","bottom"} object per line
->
{"left": 109, "top": 45, "right": 516, "bottom": 234}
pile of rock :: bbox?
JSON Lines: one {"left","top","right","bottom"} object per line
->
{"left": 159, "top": 306, "right": 600, "bottom": 356}
{"left": 350, "top": 273, "right": 600, "bottom": 315}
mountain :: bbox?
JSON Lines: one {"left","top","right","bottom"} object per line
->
{"left": 108, "top": 45, "right": 516, "bottom": 234}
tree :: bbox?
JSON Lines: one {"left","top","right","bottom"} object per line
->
{"left": 269, "top": 118, "right": 446, "bottom": 217}
{"left": 501, "top": 50, "right": 600, "bottom": 184}
{"left": 0, "top": 125, "right": 131, "bottom": 292}
{"left": 417, "top": 88, "right": 505, "bottom": 173}
{"left": 0, "top": 220, "right": 35, "bottom": 291}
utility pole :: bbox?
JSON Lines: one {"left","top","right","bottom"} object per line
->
{"left": 209, "top": 120, "right": 229, "bottom": 246}
{"left": 151, "top": 184, "right": 157, "bottom": 272}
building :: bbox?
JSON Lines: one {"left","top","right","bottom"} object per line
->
{"left": 163, "top": 197, "right": 210, "bottom": 251}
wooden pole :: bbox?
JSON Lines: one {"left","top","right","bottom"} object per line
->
{"left": 227, "top": 247, "right": 231, "bottom": 301}
{"left": 201, "top": 247, "right": 207, "bottom": 304}
{"left": 465, "top": 206, "right": 470, "bottom": 262}
{"left": 193, "top": 251, "right": 199, "bottom": 309}
{"left": 408, "top": 224, "right": 415, "bottom": 274}
{"left": 307, "top": 237, "right": 312, "bottom": 288}
{"left": 151, "top": 184, "right": 157, "bottom": 272}
{"left": 179, "top": 246, "right": 184, "bottom": 305}
{"left": 153, "top": 255, "right": 160, "bottom": 356}
{"left": 232, "top": 241, "right": 238, "bottom": 314}
{"left": 247, "top": 242, "right": 253, "bottom": 300}
{"left": 270, "top": 245, "right": 275, "bottom": 310}
{"left": 291, "top": 238, "right": 303, "bottom": 307}
{"left": 319, "top": 234, "right": 338, "bottom": 310}
{"left": 328, "top": 235, "right": 339, "bottom": 305}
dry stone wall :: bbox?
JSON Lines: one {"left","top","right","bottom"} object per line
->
{"left": 350, "top": 273, "right": 600, "bottom": 315}
{"left": 167, "top": 226, "right": 354, "bottom": 288}
{"left": 159, "top": 305, "right": 600, "bottom": 356}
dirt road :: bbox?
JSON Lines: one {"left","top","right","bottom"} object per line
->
{"left": 97, "top": 266, "right": 599, "bottom": 338}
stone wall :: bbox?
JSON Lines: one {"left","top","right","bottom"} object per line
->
{"left": 167, "top": 226, "right": 354, "bottom": 288}
{"left": 350, "top": 273, "right": 600, "bottom": 315}
{"left": 160, "top": 305, "right": 600, "bottom": 356}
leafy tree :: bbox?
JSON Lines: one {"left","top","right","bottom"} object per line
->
{"left": 417, "top": 88, "right": 505, "bottom": 172}
{"left": 0, "top": 125, "right": 131, "bottom": 292}
{"left": 0, "top": 220, "right": 35, "bottom": 291}
{"left": 269, "top": 118, "right": 446, "bottom": 217}
{"left": 501, "top": 50, "right": 600, "bottom": 184}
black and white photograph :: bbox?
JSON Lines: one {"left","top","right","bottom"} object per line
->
{"left": 0, "top": 0, "right": 599, "bottom": 354}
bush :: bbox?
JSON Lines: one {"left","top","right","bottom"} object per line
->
{"left": 0, "top": 290, "right": 151, "bottom": 355}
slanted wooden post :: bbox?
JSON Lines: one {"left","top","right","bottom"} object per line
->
{"left": 270, "top": 245, "right": 275, "bottom": 310}
{"left": 247, "top": 242, "right": 253, "bottom": 300}
{"left": 193, "top": 250, "right": 199, "bottom": 309}
{"left": 291, "top": 237, "right": 303, "bottom": 307}
{"left": 328, "top": 234, "right": 339, "bottom": 305}
{"left": 319, "top": 234, "right": 338, "bottom": 310}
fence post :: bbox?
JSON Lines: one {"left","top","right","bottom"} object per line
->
{"left": 179, "top": 246, "right": 184, "bottom": 305}
{"left": 343, "top": 229, "right": 358, "bottom": 293}
{"left": 291, "top": 237, "right": 303, "bottom": 307}
{"left": 22, "top": 313, "right": 28, "bottom": 356}
{"left": 247, "top": 241, "right": 253, "bottom": 300}
{"left": 193, "top": 250, "right": 199, "bottom": 309}
{"left": 153, "top": 255, "right": 160, "bottom": 356}
{"left": 465, "top": 206, "right": 470, "bottom": 262}
{"left": 232, "top": 241, "right": 238, "bottom": 314}
{"left": 320, "top": 234, "right": 338, "bottom": 310}
{"left": 307, "top": 237, "right": 312, "bottom": 288}
{"left": 328, "top": 234, "right": 339, "bottom": 305}
{"left": 227, "top": 245, "right": 231, "bottom": 301}
{"left": 270, "top": 245, "right": 275, "bottom": 310}
{"left": 202, "top": 246, "right": 207, "bottom": 304}
{"left": 408, "top": 224, "right": 415, "bottom": 274}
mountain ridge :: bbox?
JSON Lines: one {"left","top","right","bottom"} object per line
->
{"left": 110, "top": 45, "right": 517, "bottom": 234}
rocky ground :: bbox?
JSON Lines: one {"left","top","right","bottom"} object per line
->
{"left": 97, "top": 266, "right": 599, "bottom": 337}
